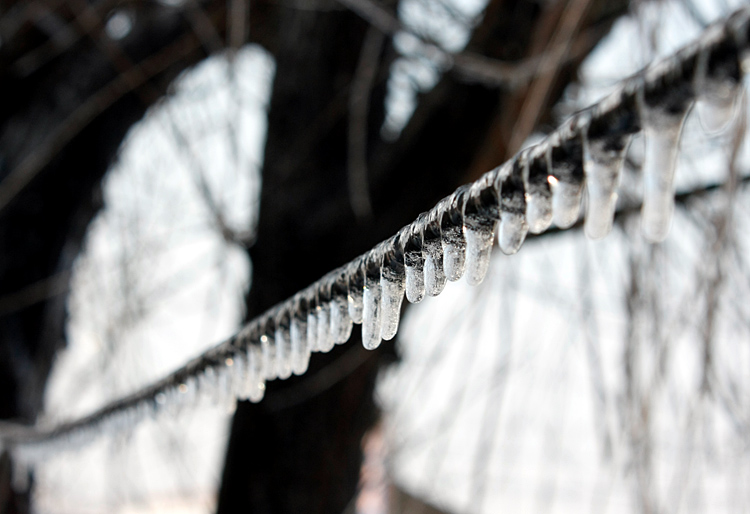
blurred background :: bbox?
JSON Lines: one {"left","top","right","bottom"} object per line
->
{"left": 1, "top": 0, "right": 750, "bottom": 512}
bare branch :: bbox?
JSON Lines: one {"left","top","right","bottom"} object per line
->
{"left": 348, "top": 26, "right": 384, "bottom": 220}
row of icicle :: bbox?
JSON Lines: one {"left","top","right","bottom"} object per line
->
{"left": 5, "top": 7, "right": 750, "bottom": 462}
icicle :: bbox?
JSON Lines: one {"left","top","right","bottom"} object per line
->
{"left": 197, "top": 366, "right": 219, "bottom": 406}
{"left": 496, "top": 160, "right": 528, "bottom": 255}
{"left": 695, "top": 87, "right": 740, "bottom": 132}
{"left": 362, "top": 259, "right": 382, "bottom": 350}
{"left": 330, "top": 294, "right": 353, "bottom": 344}
{"left": 231, "top": 352, "right": 248, "bottom": 399}
{"left": 275, "top": 322, "right": 292, "bottom": 380}
{"left": 583, "top": 131, "right": 632, "bottom": 240}
{"left": 244, "top": 344, "right": 266, "bottom": 403}
{"left": 423, "top": 210, "right": 446, "bottom": 296}
{"left": 524, "top": 148, "right": 553, "bottom": 234}
{"left": 290, "top": 313, "right": 310, "bottom": 375}
{"left": 216, "top": 364, "right": 232, "bottom": 407}
{"left": 464, "top": 180, "right": 499, "bottom": 286}
{"left": 402, "top": 217, "right": 426, "bottom": 303}
{"left": 441, "top": 188, "right": 468, "bottom": 281}
{"left": 638, "top": 62, "right": 694, "bottom": 242}
{"left": 380, "top": 237, "right": 405, "bottom": 341}
{"left": 306, "top": 309, "right": 318, "bottom": 353}
{"left": 547, "top": 122, "right": 586, "bottom": 229}
{"left": 576, "top": 87, "right": 641, "bottom": 239}
{"left": 217, "top": 361, "right": 237, "bottom": 413}
{"left": 694, "top": 23, "right": 743, "bottom": 133}
{"left": 260, "top": 333, "right": 277, "bottom": 380}
{"left": 347, "top": 260, "right": 365, "bottom": 324}
{"left": 317, "top": 302, "right": 334, "bottom": 353}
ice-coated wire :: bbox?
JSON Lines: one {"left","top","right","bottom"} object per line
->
{"left": 4, "top": 7, "right": 749, "bottom": 455}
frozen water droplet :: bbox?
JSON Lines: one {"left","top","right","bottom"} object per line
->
{"left": 260, "top": 334, "right": 277, "bottom": 380}
{"left": 244, "top": 345, "right": 266, "bottom": 403}
{"left": 231, "top": 352, "right": 247, "bottom": 399}
{"left": 498, "top": 213, "right": 527, "bottom": 254}
{"left": 464, "top": 223, "right": 495, "bottom": 286}
{"left": 380, "top": 270, "right": 404, "bottom": 341}
{"left": 441, "top": 225, "right": 466, "bottom": 281}
{"left": 694, "top": 29, "right": 743, "bottom": 133}
{"left": 306, "top": 310, "right": 319, "bottom": 352}
{"left": 317, "top": 303, "right": 334, "bottom": 353}
{"left": 641, "top": 126, "right": 683, "bottom": 242}
{"left": 695, "top": 90, "right": 739, "bottom": 133}
{"left": 348, "top": 264, "right": 365, "bottom": 324}
{"left": 404, "top": 262, "right": 424, "bottom": 303}
{"left": 423, "top": 239, "right": 446, "bottom": 296}
{"left": 440, "top": 189, "right": 468, "bottom": 281}
{"left": 330, "top": 296, "right": 353, "bottom": 344}
{"left": 464, "top": 183, "right": 499, "bottom": 286}
{"left": 551, "top": 179, "right": 583, "bottom": 228}
{"left": 362, "top": 277, "right": 382, "bottom": 350}
{"left": 639, "top": 105, "right": 690, "bottom": 242}
{"left": 583, "top": 134, "right": 631, "bottom": 240}
{"left": 525, "top": 153, "right": 553, "bottom": 234}
{"left": 548, "top": 129, "right": 585, "bottom": 229}
{"left": 526, "top": 193, "right": 552, "bottom": 233}
{"left": 638, "top": 66, "right": 693, "bottom": 242}
{"left": 290, "top": 316, "right": 310, "bottom": 375}
{"left": 275, "top": 325, "right": 292, "bottom": 380}
{"left": 497, "top": 160, "right": 528, "bottom": 254}
{"left": 347, "top": 290, "right": 364, "bottom": 324}
{"left": 402, "top": 223, "right": 425, "bottom": 303}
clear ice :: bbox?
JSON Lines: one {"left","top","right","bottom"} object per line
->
{"left": 317, "top": 303, "right": 335, "bottom": 353}
{"left": 348, "top": 287, "right": 364, "bottom": 324}
{"left": 260, "top": 334, "right": 277, "bottom": 381}
{"left": 497, "top": 162, "right": 529, "bottom": 255}
{"left": 441, "top": 226, "right": 466, "bottom": 281}
{"left": 423, "top": 239, "right": 446, "bottom": 296}
{"left": 526, "top": 192, "right": 553, "bottom": 234}
{"left": 404, "top": 261, "right": 425, "bottom": 303}
{"left": 380, "top": 271, "right": 405, "bottom": 341}
{"left": 551, "top": 179, "right": 583, "bottom": 229}
{"left": 694, "top": 27, "right": 743, "bottom": 133}
{"left": 290, "top": 316, "right": 310, "bottom": 375}
{"left": 695, "top": 88, "right": 740, "bottom": 132}
{"left": 583, "top": 135, "right": 631, "bottom": 240}
{"left": 525, "top": 155, "right": 554, "bottom": 234}
{"left": 231, "top": 352, "right": 248, "bottom": 399}
{"left": 330, "top": 296, "right": 353, "bottom": 344}
{"left": 306, "top": 310, "right": 319, "bottom": 352}
{"left": 464, "top": 222, "right": 496, "bottom": 286}
{"left": 275, "top": 325, "right": 292, "bottom": 380}
{"left": 362, "top": 278, "right": 382, "bottom": 350}
{"left": 498, "top": 212, "right": 527, "bottom": 255}
{"left": 640, "top": 109, "right": 689, "bottom": 242}
{"left": 244, "top": 345, "right": 266, "bottom": 403}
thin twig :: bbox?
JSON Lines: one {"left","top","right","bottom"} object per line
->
{"left": 0, "top": 32, "right": 203, "bottom": 214}
{"left": 348, "top": 27, "right": 384, "bottom": 220}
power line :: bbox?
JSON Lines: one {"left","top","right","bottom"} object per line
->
{"left": 3, "top": 6, "right": 749, "bottom": 461}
